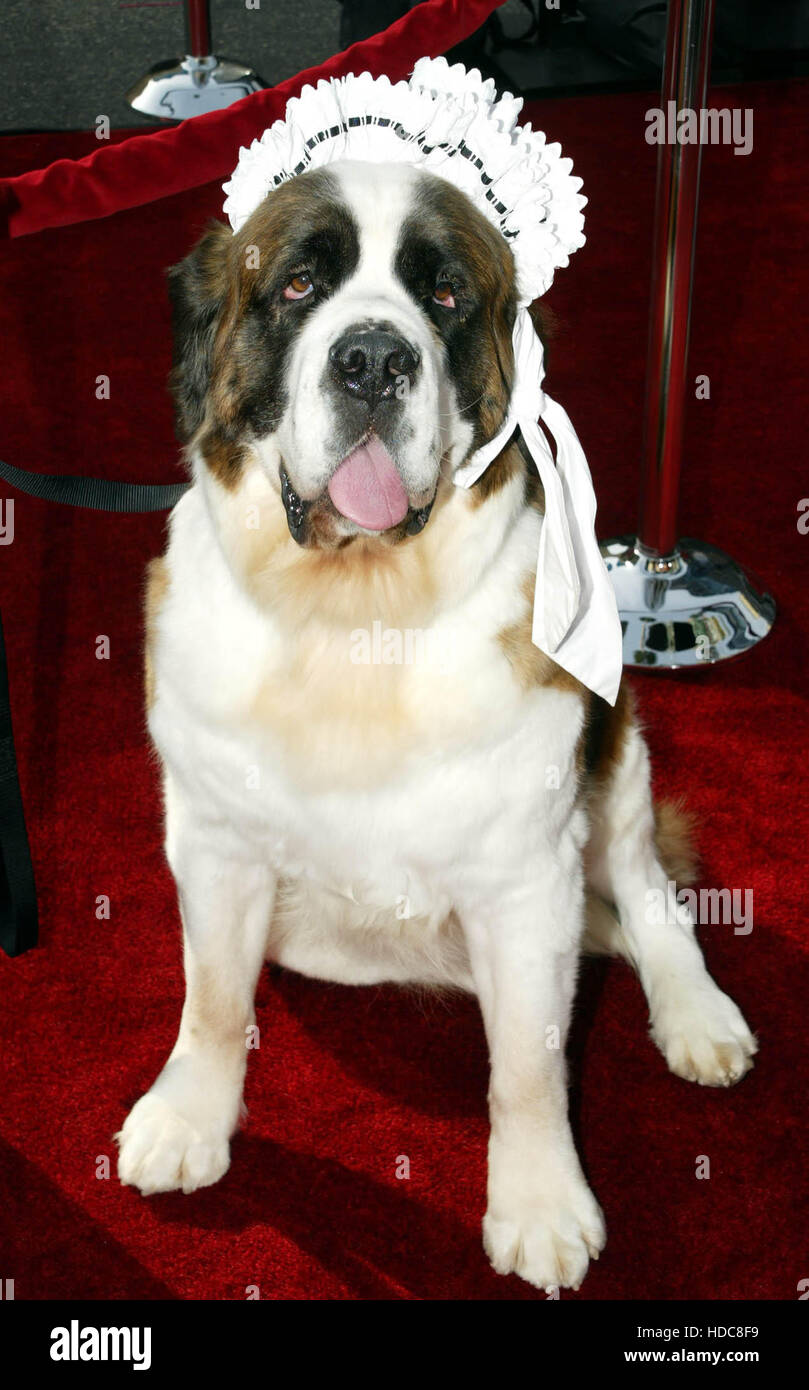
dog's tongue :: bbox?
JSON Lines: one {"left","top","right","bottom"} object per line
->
{"left": 328, "top": 436, "right": 409, "bottom": 531}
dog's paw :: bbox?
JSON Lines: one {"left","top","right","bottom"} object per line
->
{"left": 651, "top": 980, "right": 757, "bottom": 1087}
{"left": 116, "top": 1088, "right": 231, "bottom": 1196}
{"left": 484, "top": 1167, "right": 605, "bottom": 1293}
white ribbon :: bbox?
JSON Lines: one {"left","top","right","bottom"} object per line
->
{"left": 454, "top": 309, "right": 623, "bottom": 705}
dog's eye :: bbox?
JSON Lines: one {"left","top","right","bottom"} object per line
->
{"left": 433, "top": 279, "right": 456, "bottom": 309}
{"left": 283, "top": 272, "right": 314, "bottom": 301}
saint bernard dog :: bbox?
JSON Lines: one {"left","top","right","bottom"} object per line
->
{"left": 116, "top": 159, "right": 756, "bottom": 1293}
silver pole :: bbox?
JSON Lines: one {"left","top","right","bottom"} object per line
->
{"left": 126, "top": 0, "right": 264, "bottom": 122}
{"left": 600, "top": 0, "right": 775, "bottom": 672}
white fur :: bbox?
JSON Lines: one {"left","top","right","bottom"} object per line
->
{"left": 117, "top": 166, "right": 756, "bottom": 1294}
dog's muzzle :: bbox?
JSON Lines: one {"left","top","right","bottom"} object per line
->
{"left": 279, "top": 320, "right": 434, "bottom": 545}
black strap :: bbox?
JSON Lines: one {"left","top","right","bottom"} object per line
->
{"left": 0, "top": 459, "right": 190, "bottom": 512}
{"left": 0, "top": 459, "right": 188, "bottom": 955}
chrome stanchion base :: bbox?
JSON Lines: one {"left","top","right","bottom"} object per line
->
{"left": 600, "top": 536, "right": 776, "bottom": 669}
{"left": 126, "top": 55, "right": 264, "bottom": 121}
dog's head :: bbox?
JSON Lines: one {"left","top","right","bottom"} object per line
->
{"left": 168, "top": 161, "right": 519, "bottom": 548}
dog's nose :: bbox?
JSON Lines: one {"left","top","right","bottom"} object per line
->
{"left": 329, "top": 328, "right": 420, "bottom": 407}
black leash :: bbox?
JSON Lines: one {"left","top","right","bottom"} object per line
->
{"left": 0, "top": 459, "right": 189, "bottom": 513}
{"left": 0, "top": 459, "right": 189, "bottom": 955}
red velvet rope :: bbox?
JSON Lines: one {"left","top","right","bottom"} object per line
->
{"left": 0, "top": 0, "right": 503, "bottom": 239}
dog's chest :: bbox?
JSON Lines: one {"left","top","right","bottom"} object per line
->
{"left": 151, "top": 489, "right": 581, "bottom": 908}
{"left": 152, "top": 603, "right": 577, "bottom": 912}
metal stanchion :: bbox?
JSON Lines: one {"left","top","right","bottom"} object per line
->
{"left": 600, "top": 0, "right": 775, "bottom": 669}
{"left": 126, "top": 0, "right": 264, "bottom": 121}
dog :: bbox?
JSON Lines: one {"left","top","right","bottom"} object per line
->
{"left": 116, "top": 159, "right": 757, "bottom": 1293}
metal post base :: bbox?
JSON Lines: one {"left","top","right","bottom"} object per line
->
{"left": 600, "top": 536, "right": 776, "bottom": 669}
{"left": 126, "top": 55, "right": 264, "bottom": 121}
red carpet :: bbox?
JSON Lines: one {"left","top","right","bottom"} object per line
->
{"left": 1, "top": 82, "right": 807, "bottom": 1301}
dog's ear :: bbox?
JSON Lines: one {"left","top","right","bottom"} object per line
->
{"left": 167, "top": 220, "right": 233, "bottom": 442}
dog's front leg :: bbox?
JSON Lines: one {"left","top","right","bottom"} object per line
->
{"left": 459, "top": 831, "right": 605, "bottom": 1293}
{"left": 117, "top": 809, "right": 276, "bottom": 1196}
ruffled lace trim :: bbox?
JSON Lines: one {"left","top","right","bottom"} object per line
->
{"left": 222, "top": 56, "right": 586, "bottom": 303}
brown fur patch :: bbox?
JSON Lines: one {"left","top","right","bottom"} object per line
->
{"left": 465, "top": 302, "right": 550, "bottom": 510}
{"left": 523, "top": 459, "right": 545, "bottom": 515}
{"left": 497, "top": 573, "right": 583, "bottom": 696}
{"left": 469, "top": 440, "right": 525, "bottom": 507}
{"left": 654, "top": 799, "right": 699, "bottom": 885}
{"left": 198, "top": 425, "right": 248, "bottom": 489}
{"left": 143, "top": 556, "right": 169, "bottom": 711}
{"left": 586, "top": 683, "right": 636, "bottom": 784}
{"left": 582, "top": 681, "right": 699, "bottom": 883}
